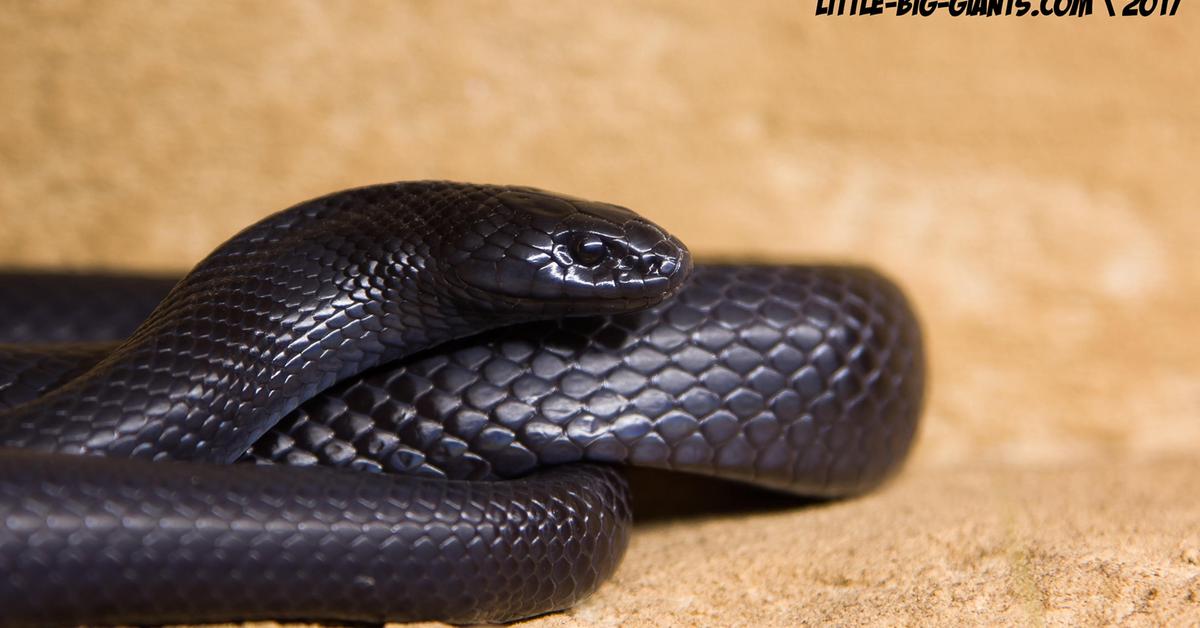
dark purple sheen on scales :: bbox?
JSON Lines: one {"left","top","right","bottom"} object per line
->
{"left": 0, "top": 181, "right": 924, "bottom": 625}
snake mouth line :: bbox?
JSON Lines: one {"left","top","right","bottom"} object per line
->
{"left": 516, "top": 267, "right": 693, "bottom": 314}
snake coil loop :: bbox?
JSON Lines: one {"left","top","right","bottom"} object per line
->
{"left": 0, "top": 182, "right": 923, "bottom": 625}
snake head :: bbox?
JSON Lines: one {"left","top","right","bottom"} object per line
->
{"left": 449, "top": 187, "right": 692, "bottom": 314}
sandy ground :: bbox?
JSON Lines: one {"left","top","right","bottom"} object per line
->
{"left": 1, "top": 2, "right": 1198, "bottom": 625}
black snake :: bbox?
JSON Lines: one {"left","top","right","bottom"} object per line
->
{"left": 0, "top": 181, "right": 925, "bottom": 625}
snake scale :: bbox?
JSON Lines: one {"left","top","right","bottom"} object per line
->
{"left": 0, "top": 182, "right": 924, "bottom": 625}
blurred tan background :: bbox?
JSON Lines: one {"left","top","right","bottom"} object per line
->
{"left": 2, "top": 1, "right": 1198, "bottom": 625}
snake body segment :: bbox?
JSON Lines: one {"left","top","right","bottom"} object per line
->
{"left": 0, "top": 182, "right": 923, "bottom": 625}
{"left": 248, "top": 263, "right": 924, "bottom": 497}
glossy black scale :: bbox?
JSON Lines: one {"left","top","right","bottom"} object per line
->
{"left": 0, "top": 182, "right": 924, "bottom": 625}
{"left": 0, "top": 181, "right": 689, "bottom": 625}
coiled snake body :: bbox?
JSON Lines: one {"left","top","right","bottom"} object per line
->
{"left": 0, "top": 182, "right": 924, "bottom": 625}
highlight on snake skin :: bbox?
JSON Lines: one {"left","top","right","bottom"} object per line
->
{"left": 0, "top": 181, "right": 925, "bottom": 625}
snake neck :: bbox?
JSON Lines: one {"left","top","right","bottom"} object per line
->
{"left": 0, "top": 184, "right": 515, "bottom": 462}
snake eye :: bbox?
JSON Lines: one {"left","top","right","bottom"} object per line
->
{"left": 571, "top": 235, "right": 608, "bottom": 266}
